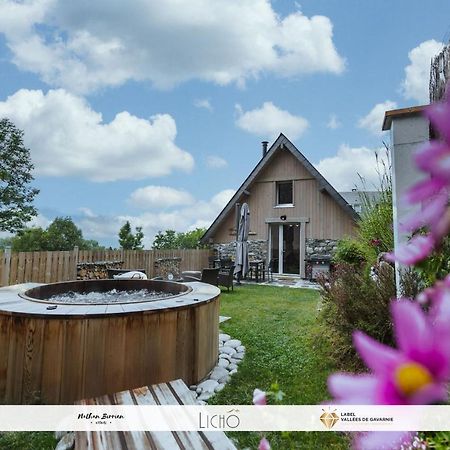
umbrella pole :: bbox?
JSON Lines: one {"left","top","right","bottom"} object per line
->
{"left": 235, "top": 202, "right": 242, "bottom": 284}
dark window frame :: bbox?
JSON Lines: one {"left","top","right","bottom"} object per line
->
{"left": 276, "top": 180, "right": 294, "bottom": 205}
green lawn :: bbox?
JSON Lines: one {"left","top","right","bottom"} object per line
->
{"left": 0, "top": 432, "right": 56, "bottom": 450}
{"left": 210, "top": 284, "right": 349, "bottom": 450}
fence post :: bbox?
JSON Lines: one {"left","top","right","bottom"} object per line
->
{"left": 73, "top": 246, "right": 79, "bottom": 280}
{"left": 2, "top": 246, "right": 11, "bottom": 287}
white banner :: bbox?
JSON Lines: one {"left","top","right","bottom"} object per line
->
{"left": 0, "top": 405, "right": 449, "bottom": 431}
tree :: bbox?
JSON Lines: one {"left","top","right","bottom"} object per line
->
{"left": 8, "top": 218, "right": 104, "bottom": 252}
{"left": 0, "top": 237, "right": 13, "bottom": 250}
{"left": 152, "top": 228, "right": 207, "bottom": 249}
{"left": 118, "top": 221, "right": 145, "bottom": 249}
{"left": 45, "top": 217, "right": 84, "bottom": 250}
{"left": 0, "top": 118, "right": 39, "bottom": 233}
{"left": 134, "top": 226, "right": 144, "bottom": 250}
{"left": 177, "top": 228, "right": 208, "bottom": 249}
{"left": 11, "top": 227, "right": 47, "bottom": 252}
{"left": 152, "top": 229, "right": 178, "bottom": 249}
{"left": 81, "top": 239, "right": 104, "bottom": 250}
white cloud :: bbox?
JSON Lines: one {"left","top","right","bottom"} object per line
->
{"left": 326, "top": 114, "right": 341, "bottom": 130}
{"left": 401, "top": 39, "right": 444, "bottom": 103}
{"left": 235, "top": 102, "right": 309, "bottom": 140}
{"left": 129, "top": 186, "right": 195, "bottom": 209}
{"left": 77, "top": 188, "right": 235, "bottom": 247}
{"left": 358, "top": 100, "right": 397, "bottom": 136}
{"left": 206, "top": 155, "right": 228, "bottom": 169}
{"left": 194, "top": 99, "right": 213, "bottom": 112}
{"left": 0, "top": 89, "right": 194, "bottom": 182}
{"left": 28, "top": 213, "right": 52, "bottom": 229}
{"left": 0, "top": 1, "right": 345, "bottom": 93}
{"left": 315, "top": 145, "right": 388, "bottom": 191}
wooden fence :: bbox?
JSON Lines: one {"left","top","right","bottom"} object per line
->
{"left": 0, "top": 248, "right": 212, "bottom": 287}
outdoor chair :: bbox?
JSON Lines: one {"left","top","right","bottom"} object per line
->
{"left": 265, "top": 260, "right": 274, "bottom": 282}
{"left": 182, "top": 268, "right": 220, "bottom": 286}
{"left": 218, "top": 265, "right": 235, "bottom": 291}
{"left": 219, "top": 258, "right": 233, "bottom": 269}
{"left": 208, "top": 256, "right": 217, "bottom": 268}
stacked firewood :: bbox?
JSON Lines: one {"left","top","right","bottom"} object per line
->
{"left": 77, "top": 261, "right": 124, "bottom": 280}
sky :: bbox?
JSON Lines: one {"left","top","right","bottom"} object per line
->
{"left": 0, "top": 0, "right": 449, "bottom": 248}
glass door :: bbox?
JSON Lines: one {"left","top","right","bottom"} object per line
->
{"left": 269, "top": 223, "right": 300, "bottom": 274}
{"left": 270, "top": 224, "right": 280, "bottom": 273}
{"left": 282, "top": 224, "right": 300, "bottom": 274}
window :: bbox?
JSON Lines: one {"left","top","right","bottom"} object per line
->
{"left": 276, "top": 181, "right": 293, "bottom": 205}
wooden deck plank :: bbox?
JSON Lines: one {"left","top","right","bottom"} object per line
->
{"left": 75, "top": 380, "right": 236, "bottom": 450}
{"left": 117, "top": 386, "right": 186, "bottom": 449}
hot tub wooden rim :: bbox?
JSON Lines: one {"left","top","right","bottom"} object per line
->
{"left": 20, "top": 279, "right": 193, "bottom": 305}
{"left": 0, "top": 281, "right": 220, "bottom": 318}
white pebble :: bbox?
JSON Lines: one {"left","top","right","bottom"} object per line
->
{"left": 226, "top": 339, "right": 241, "bottom": 348}
{"left": 218, "top": 358, "right": 229, "bottom": 368}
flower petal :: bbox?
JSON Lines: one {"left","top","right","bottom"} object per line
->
{"left": 353, "top": 331, "right": 400, "bottom": 374}
{"left": 415, "top": 141, "right": 450, "bottom": 180}
{"left": 253, "top": 389, "right": 267, "bottom": 405}
{"left": 258, "top": 437, "right": 271, "bottom": 450}
{"left": 400, "top": 193, "right": 448, "bottom": 233}
{"left": 385, "top": 235, "right": 434, "bottom": 265}
{"left": 355, "top": 431, "right": 415, "bottom": 450}
{"left": 410, "top": 382, "right": 448, "bottom": 404}
{"left": 402, "top": 177, "right": 447, "bottom": 205}
{"left": 391, "top": 300, "right": 431, "bottom": 356}
{"left": 328, "top": 373, "right": 378, "bottom": 404}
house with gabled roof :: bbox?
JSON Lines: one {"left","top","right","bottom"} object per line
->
{"left": 201, "top": 134, "right": 359, "bottom": 278}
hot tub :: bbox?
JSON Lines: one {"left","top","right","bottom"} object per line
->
{"left": 0, "top": 279, "right": 220, "bottom": 404}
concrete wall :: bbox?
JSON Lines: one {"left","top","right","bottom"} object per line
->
{"left": 390, "top": 113, "right": 429, "bottom": 293}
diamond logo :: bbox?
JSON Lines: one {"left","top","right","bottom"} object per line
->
{"left": 320, "top": 409, "right": 339, "bottom": 429}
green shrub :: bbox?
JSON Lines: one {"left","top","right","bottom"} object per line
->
{"left": 333, "top": 238, "right": 366, "bottom": 265}
{"left": 318, "top": 262, "right": 396, "bottom": 370}
{"left": 422, "top": 431, "right": 450, "bottom": 449}
{"left": 416, "top": 236, "right": 450, "bottom": 286}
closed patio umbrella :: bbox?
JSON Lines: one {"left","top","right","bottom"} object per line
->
{"left": 234, "top": 203, "right": 250, "bottom": 281}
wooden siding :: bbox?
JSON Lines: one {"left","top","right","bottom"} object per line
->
{"left": 213, "top": 148, "right": 357, "bottom": 242}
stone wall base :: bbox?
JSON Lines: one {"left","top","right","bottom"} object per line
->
{"left": 305, "top": 239, "right": 338, "bottom": 259}
{"left": 212, "top": 238, "right": 338, "bottom": 271}
{"left": 213, "top": 240, "right": 267, "bottom": 262}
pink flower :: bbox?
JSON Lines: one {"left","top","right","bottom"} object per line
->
{"left": 355, "top": 431, "right": 415, "bottom": 450}
{"left": 258, "top": 437, "right": 271, "bottom": 450}
{"left": 253, "top": 388, "right": 267, "bottom": 405}
{"left": 394, "top": 92, "right": 450, "bottom": 262}
{"left": 328, "top": 300, "right": 450, "bottom": 405}
{"left": 400, "top": 192, "right": 448, "bottom": 233}
{"left": 415, "top": 141, "right": 450, "bottom": 181}
{"left": 385, "top": 235, "right": 434, "bottom": 265}
{"left": 403, "top": 177, "right": 447, "bottom": 205}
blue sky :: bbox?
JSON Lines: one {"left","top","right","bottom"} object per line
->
{"left": 0, "top": 0, "right": 449, "bottom": 247}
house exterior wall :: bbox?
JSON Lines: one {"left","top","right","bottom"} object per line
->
{"left": 212, "top": 148, "right": 357, "bottom": 243}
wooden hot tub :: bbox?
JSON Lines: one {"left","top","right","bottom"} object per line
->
{"left": 0, "top": 280, "right": 220, "bottom": 404}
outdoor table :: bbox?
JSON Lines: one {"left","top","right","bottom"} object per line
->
{"left": 249, "top": 260, "right": 265, "bottom": 282}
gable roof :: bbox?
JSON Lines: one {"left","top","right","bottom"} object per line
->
{"left": 201, "top": 133, "right": 359, "bottom": 243}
